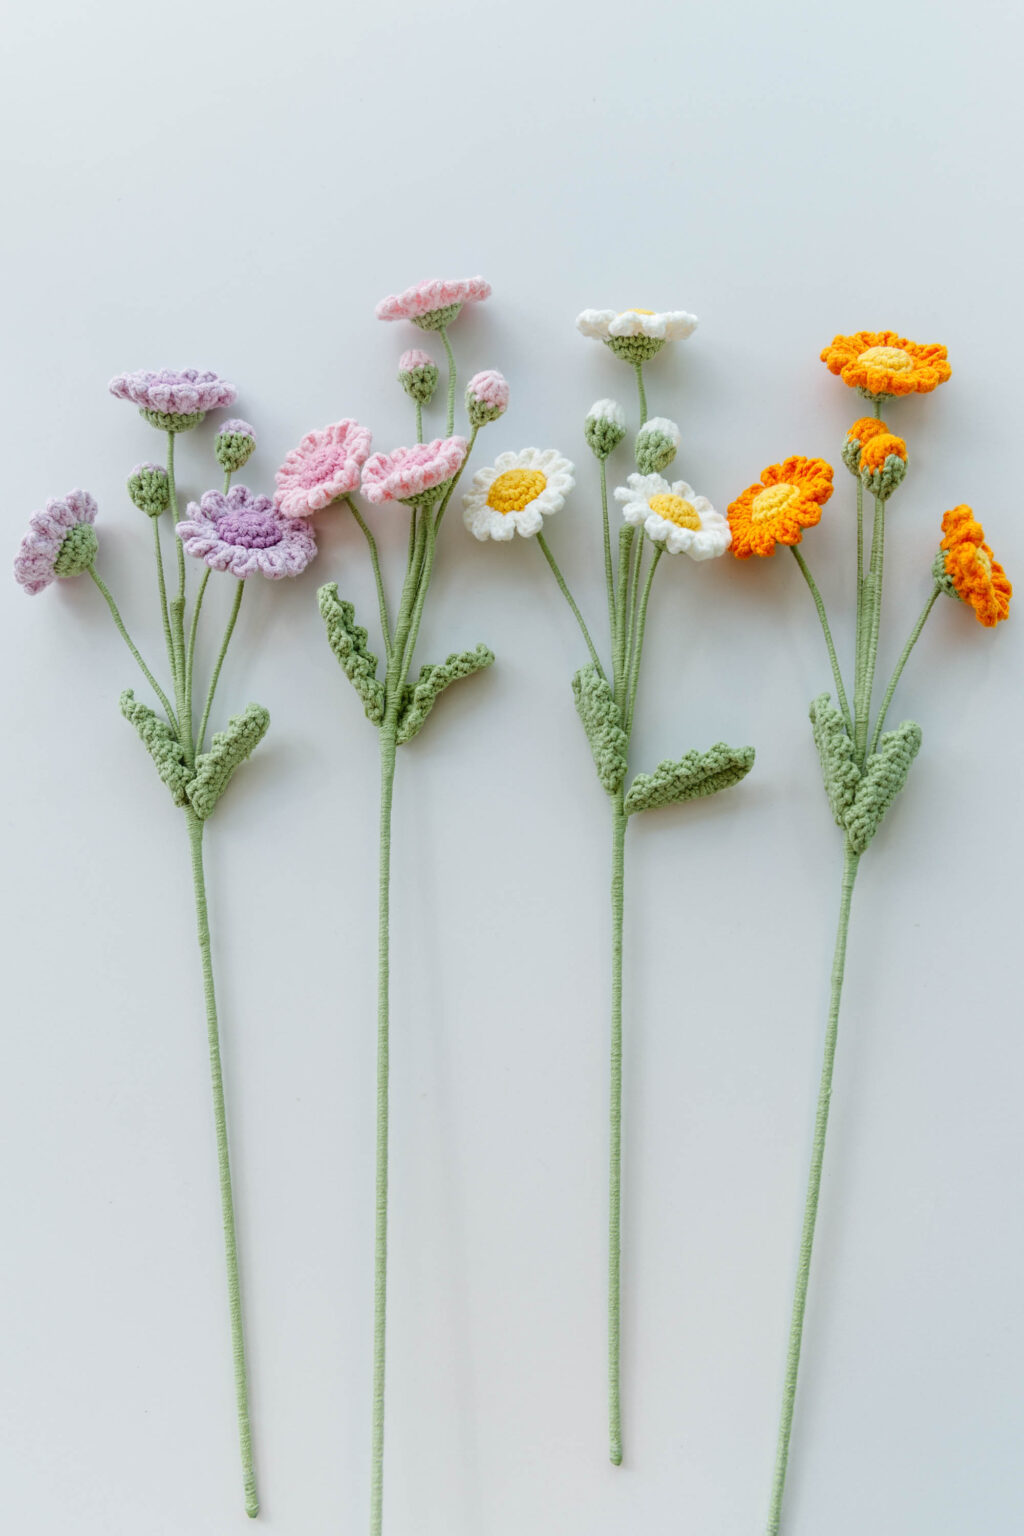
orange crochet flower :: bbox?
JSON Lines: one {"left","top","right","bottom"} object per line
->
{"left": 939, "top": 506, "right": 1012, "bottom": 627}
{"left": 727, "top": 457, "right": 834, "bottom": 559}
{"left": 821, "top": 331, "right": 951, "bottom": 399}
{"left": 841, "top": 416, "right": 888, "bottom": 474}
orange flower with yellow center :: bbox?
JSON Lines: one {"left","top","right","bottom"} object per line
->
{"left": 821, "top": 331, "right": 951, "bottom": 399}
{"left": 939, "top": 506, "right": 1012, "bottom": 627}
{"left": 727, "top": 457, "right": 834, "bottom": 559}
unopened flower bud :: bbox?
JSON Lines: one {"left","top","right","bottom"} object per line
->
{"left": 634, "top": 416, "right": 680, "bottom": 475}
{"left": 859, "top": 432, "right": 907, "bottom": 500}
{"left": 215, "top": 419, "right": 257, "bottom": 473}
{"left": 466, "top": 369, "right": 509, "bottom": 427}
{"left": 127, "top": 462, "right": 171, "bottom": 517}
{"left": 584, "top": 399, "right": 626, "bottom": 459}
{"left": 398, "top": 348, "right": 439, "bottom": 405}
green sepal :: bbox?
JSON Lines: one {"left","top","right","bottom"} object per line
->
{"left": 119, "top": 689, "right": 190, "bottom": 806}
{"left": 186, "top": 703, "right": 270, "bottom": 821}
{"left": 572, "top": 664, "right": 628, "bottom": 793}
{"left": 624, "top": 741, "right": 755, "bottom": 815}
{"left": 844, "top": 720, "right": 922, "bottom": 853}
{"left": 809, "top": 692, "right": 860, "bottom": 828}
{"left": 318, "top": 583, "right": 386, "bottom": 726}
{"left": 396, "top": 643, "right": 494, "bottom": 745}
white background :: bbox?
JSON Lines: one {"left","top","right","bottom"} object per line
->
{"left": 1, "top": 2, "right": 1022, "bottom": 1533}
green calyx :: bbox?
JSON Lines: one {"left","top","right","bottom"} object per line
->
{"left": 859, "top": 454, "right": 907, "bottom": 501}
{"left": 215, "top": 431, "right": 256, "bottom": 473}
{"left": 412, "top": 303, "right": 462, "bottom": 332}
{"left": 585, "top": 417, "right": 625, "bottom": 460}
{"left": 54, "top": 522, "right": 98, "bottom": 577}
{"left": 466, "top": 394, "right": 504, "bottom": 428}
{"left": 605, "top": 334, "right": 665, "bottom": 363}
{"left": 400, "top": 364, "right": 439, "bottom": 405}
{"left": 932, "top": 548, "right": 961, "bottom": 600}
{"left": 127, "top": 464, "right": 171, "bottom": 517}
{"left": 634, "top": 427, "right": 677, "bottom": 475}
{"left": 401, "top": 481, "right": 450, "bottom": 509}
{"left": 140, "top": 407, "right": 204, "bottom": 433}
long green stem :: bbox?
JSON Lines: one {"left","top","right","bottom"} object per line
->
{"left": 790, "top": 548, "right": 853, "bottom": 736}
{"left": 185, "top": 568, "right": 211, "bottom": 710}
{"left": 153, "top": 515, "right": 178, "bottom": 683}
{"left": 599, "top": 460, "right": 616, "bottom": 638}
{"left": 346, "top": 497, "right": 392, "bottom": 662}
{"left": 621, "top": 526, "right": 645, "bottom": 691}
{"left": 869, "top": 585, "right": 941, "bottom": 755}
{"left": 855, "top": 496, "right": 886, "bottom": 766}
{"left": 87, "top": 565, "right": 177, "bottom": 728}
{"left": 168, "top": 431, "right": 187, "bottom": 606}
{"left": 613, "top": 526, "right": 635, "bottom": 698}
{"left": 440, "top": 326, "right": 456, "bottom": 436}
{"left": 633, "top": 361, "right": 648, "bottom": 423}
{"left": 185, "top": 806, "right": 258, "bottom": 1518}
{"left": 624, "top": 545, "right": 663, "bottom": 736}
{"left": 854, "top": 479, "right": 866, "bottom": 693}
{"left": 608, "top": 787, "right": 627, "bottom": 1465}
{"left": 765, "top": 840, "right": 861, "bottom": 1536}
{"left": 535, "top": 533, "right": 604, "bottom": 674}
{"left": 197, "top": 579, "right": 245, "bottom": 755}
{"left": 415, "top": 401, "right": 423, "bottom": 444}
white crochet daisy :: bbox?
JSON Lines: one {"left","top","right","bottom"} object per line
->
{"left": 463, "top": 448, "right": 574, "bottom": 541}
{"left": 614, "top": 472, "right": 730, "bottom": 560}
{"left": 576, "top": 308, "right": 698, "bottom": 342}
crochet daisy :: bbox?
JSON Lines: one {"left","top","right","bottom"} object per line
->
{"left": 361, "top": 437, "right": 467, "bottom": 506}
{"left": 615, "top": 473, "right": 730, "bottom": 560}
{"left": 462, "top": 448, "right": 575, "bottom": 540}
{"left": 13, "top": 489, "right": 98, "bottom": 594}
{"left": 375, "top": 276, "right": 492, "bottom": 330}
{"left": 938, "top": 505, "right": 1012, "bottom": 626}
{"left": 275, "top": 419, "right": 373, "bottom": 517}
{"left": 176, "top": 485, "right": 317, "bottom": 579}
{"left": 727, "top": 457, "right": 834, "bottom": 558}
{"left": 576, "top": 307, "right": 698, "bottom": 361}
{"left": 821, "top": 331, "right": 951, "bottom": 400}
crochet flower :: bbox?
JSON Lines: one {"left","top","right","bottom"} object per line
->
{"left": 14, "top": 489, "right": 98, "bottom": 594}
{"left": 821, "top": 332, "right": 951, "bottom": 400}
{"left": 937, "top": 506, "right": 1012, "bottom": 626}
{"left": 398, "top": 349, "right": 439, "bottom": 404}
{"left": 361, "top": 437, "right": 467, "bottom": 507}
{"left": 216, "top": 419, "right": 257, "bottom": 474}
{"left": 728, "top": 457, "right": 834, "bottom": 559}
{"left": 576, "top": 308, "right": 698, "bottom": 362}
{"left": 176, "top": 486, "right": 316, "bottom": 579}
{"left": 275, "top": 420, "right": 373, "bottom": 517}
{"left": 462, "top": 448, "right": 574, "bottom": 541}
{"left": 859, "top": 432, "right": 908, "bottom": 500}
{"left": 109, "top": 368, "right": 236, "bottom": 431}
{"left": 375, "top": 277, "right": 492, "bottom": 331}
{"left": 466, "top": 369, "right": 509, "bottom": 427}
{"left": 615, "top": 472, "right": 730, "bottom": 560}
{"left": 841, "top": 415, "right": 890, "bottom": 474}
{"left": 585, "top": 399, "right": 626, "bottom": 459}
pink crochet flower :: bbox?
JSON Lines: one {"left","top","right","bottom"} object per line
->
{"left": 177, "top": 485, "right": 316, "bottom": 579}
{"left": 275, "top": 419, "right": 373, "bottom": 518}
{"left": 361, "top": 438, "right": 468, "bottom": 506}
{"left": 14, "top": 489, "right": 98, "bottom": 595}
{"left": 375, "top": 277, "right": 491, "bottom": 330}
{"left": 466, "top": 369, "right": 509, "bottom": 426}
{"left": 109, "top": 369, "right": 236, "bottom": 416}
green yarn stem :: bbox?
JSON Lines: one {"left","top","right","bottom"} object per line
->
{"left": 535, "top": 533, "right": 604, "bottom": 675}
{"left": 854, "top": 478, "right": 866, "bottom": 691}
{"left": 765, "top": 840, "right": 861, "bottom": 1536}
{"left": 153, "top": 512, "right": 178, "bottom": 684}
{"left": 613, "top": 526, "right": 635, "bottom": 698}
{"left": 440, "top": 326, "right": 456, "bottom": 437}
{"left": 185, "top": 805, "right": 259, "bottom": 1519}
{"left": 624, "top": 545, "right": 663, "bottom": 736}
{"left": 634, "top": 360, "right": 648, "bottom": 423}
{"left": 168, "top": 431, "right": 187, "bottom": 608}
{"left": 855, "top": 496, "right": 886, "bottom": 767}
{"left": 599, "top": 460, "right": 616, "bottom": 639}
{"left": 608, "top": 787, "right": 627, "bottom": 1466}
{"left": 346, "top": 497, "right": 393, "bottom": 662}
{"left": 88, "top": 565, "right": 178, "bottom": 728}
{"left": 790, "top": 548, "right": 853, "bottom": 736}
{"left": 869, "top": 584, "right": 941, "bottom": 755}
{"left": 197, "top": 579, "right": 245, "bottom": 755}
{"left": 415, "top": 401, "right": 423, "bottom": 444}
{"left": 185, "top": 568, "right": 212, "bottom": 709}
{"left": 621, "top": 525, "right": 645, "bottom": 691}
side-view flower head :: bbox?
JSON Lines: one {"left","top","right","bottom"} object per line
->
{"left": 177, "top": 485, "right": 317, "bottom": 578}
{"left": 361, "top": 436, "right": 467, "bottom": 506}
{"left": 576, "top": 307, "right": 698, "bottom": 363}
{"left": 938, "top": 505, "right": 1012, "bottom": 626}
{"left": 109, "top": 368, "right": 236, "bottom": 430}
{"left": 821, "top": 330, "right": 951, "bottom": 400}
{"left": 462, "top": 448, "right": 574, "bottom": 540}
{"left": 275, "top": 419, "right": 373, "bottom": 517}
{"left": 14, "top": 489, "right": 98, "bottom": 594}
{"left": 375, "top": 275, "right": 492, "bottom": 330}
{"left": 615, "top": 472, "right": 730, "bottom": 559}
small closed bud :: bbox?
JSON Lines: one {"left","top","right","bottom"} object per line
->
{"left": 634, "top": 416, "right": 680, "bottom": 475}
{"left": 215, "top": 418, "right": 257, "bottom": 473}
{"left": 858, "top": 432, "right": 907, "bottom": 500}
{"left": 841, "top": 416, "right": 888, "bottom": 475}
{"left": 466, "top": 369, "right": 509, "bottom": 428}
{"left": 398, "top": 348, "right": 439, "bottom": 405}
{"left": 127, "top": 462, "right": 171, "bottom": 517}
{"left": 584, "top": 399, "right": 626, "bottom": 459}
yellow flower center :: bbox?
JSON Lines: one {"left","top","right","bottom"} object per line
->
{"left": 750, "top": 483, "right": 799, "bottom": 522}
{"left": 856, "top": 344, "right": 914, "bottom": 373}
{"left": 619, "top": 308, "right": 654, "bottom": 316}
{"left": 974, "top": 544, "right": 993, "bottom": 579}
{"left": 648, "top": 492, "right": 701, "bottom": 530}
{"left": 486, "top": 468, "right": 547, "bottom": 514}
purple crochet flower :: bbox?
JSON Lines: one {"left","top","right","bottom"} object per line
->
{"left": 109, "top": 369, "right": 237, "bottom": 431}
{"left": 176, "top": 485, "right": 316, "bottom": 579}
{"left": 14, "top": 489, "right": 98, "bottom": 595}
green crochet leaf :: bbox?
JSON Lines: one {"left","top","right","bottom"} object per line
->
{"left": 186, "top": 703, "right": 270, "bottom": 821}
{"left": 119, "top": 689, "right": 190, "bottom": 806}
{"left": 396, "top": 643, "right": 494, "bottom": 745}
{"left": 844, "top": 720, "right": 922, "bottom": 854}
{"left": 318, "top": 583, "right": 386, "bottom": 726}
{"left": 809, "top": 692, "right": 860, "bottom": 828}
{"left": 624, "top": 742, "right": 755, "bottom": 815}
{"left": 572, "top": 664, "right": 627, "bottom": 793}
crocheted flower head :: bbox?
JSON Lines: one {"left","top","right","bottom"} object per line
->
{"left": 727, "top": 457, "right": 834, "bottom": 559}
{"left": 109, "top": 369, "right": 236, "bottom": 432}
{"left": 375, "top": 277, "right": 492, "bottom": 332}
{"left": 462, "top": 449, "right": 575, "bottom": 541}
{"left": 176, "top": 486, "right": 316, "bottom": 579}
{"left": 275, "top": 420, "right": 373, "bottom": 517}
{"left": 361, "top": 437, "right": 467, "bottom": 507}
{"left": 615, "top": 473, "right": 730, "bottom": 560}
{"left": 398, "top": 349, "right": 439, "bottom": 405}
{"left": 216, "top": 419, "right": 257, "bottom": 474}
{"left": 576, "top": 308, "right": 698, "bottom": 363}
{"left": 841, "top": 415, "right": 889, "bottom": 474}
{"left": 937, "top": 506, "right": 1012, "bottom": 627}
{"left": 466, "top": 369, "right": 509, "bottom": 428}
{"left": 585, "top": 399, "right": 626, "bottom": 460}
{"left": 820, "top": 332, "right": 951, "bottom": 400}
{"left": 859, "top": 431, "right": 907, "bottom": 500}
{"left": 14, "top": 489, "right": 98, "bottom": 595}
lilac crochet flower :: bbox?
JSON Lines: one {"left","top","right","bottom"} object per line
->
{"left": 466, "top": 369, "right": 509, "bottom": 427}
{"left": 274, "top": 419, "right": 373, "bottom": 518}
{"left": 14, "top": 489, "right": 98, "bottom": 595}
{"left": 361, "top": 437, "right": 468, "bottom": 506}
{"left": 176, "top": 485, "right": 316, "bottom": 579}
{"left": 109, "top": 369, "right": 237, "bottom": 431}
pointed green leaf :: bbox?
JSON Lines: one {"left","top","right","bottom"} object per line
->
{"left": 396, "top": 643, "right": 494, "bottom": 745}
{"left": 809, "top": 692, "right": 860, "bottom": 828}
{"left": 119, "top": 688, "right": 190, "bottom": 806}
{"left": 186, "top": 703, "right": 270, "bottom": 821}
{"left": 318, "top": 583, "right": 385, "bottom": 726}
{"left": 844, "top": 719, "right": 922, "bottom": 853}
{"left": 624, "top": 742, "right": 755, "bottom": 815}
{"left": 572, "top": 664, "right": 627, "bottom": 793}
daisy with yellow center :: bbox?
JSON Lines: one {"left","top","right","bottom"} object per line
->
{"left": 939, "top": 505, "right": 1012, "bottom": 626}
{"left": 821, "top": 330, "right": 951, "bottom": 399}
{"left": 727, "top": 456, "right": 834, "bottom": 559}
{"left": 462, "top": 448, "right": 575, "bottom": 541}
{"left": 615, "top": 472, "right": 730, "bottom": 559}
